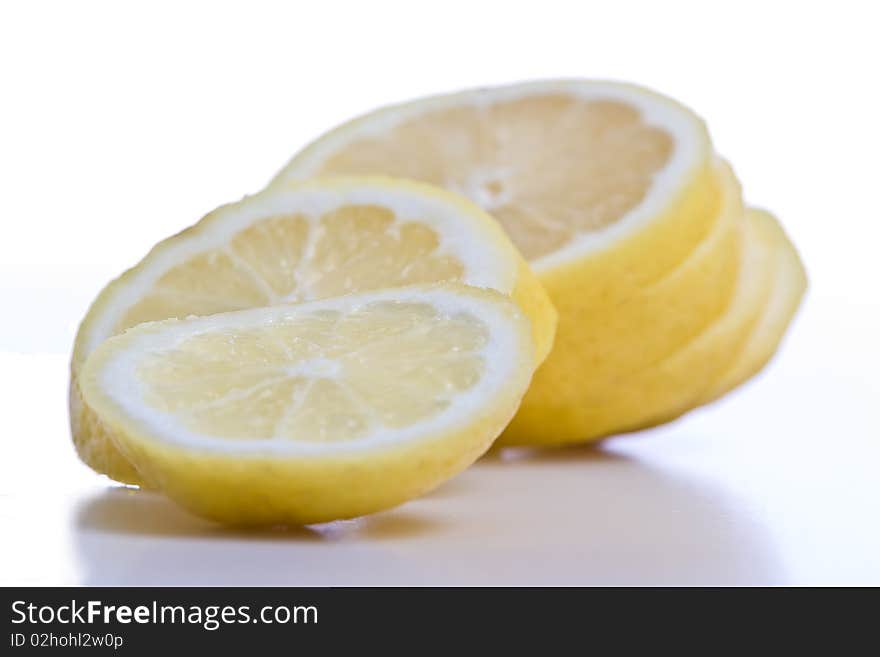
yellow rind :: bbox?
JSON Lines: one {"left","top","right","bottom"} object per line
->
{"left": 564, "top": 208, "right": 806, "bottom": 438}
{"left": 511, "top": 257, "right": 558, "bottom": 367}
{"left": 702, "top": 209, "right": 807, "bottom": 402}
{"left": 79, "top": 285, "right": 536, "bottom": 525}
{"left": 501, "top": 161, "right": 738, "bottom": 444}
{"left": 570, "top": 207, "right": 778, "bottom": 438}
{"left": 69, "top": 378, "right": 144, "bottom": 484}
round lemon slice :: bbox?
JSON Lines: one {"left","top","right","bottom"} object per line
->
{"left": 270, "top": 80, "right": 718, "bottom": 275}
{"left": 71, "top": 178, "right": 556, "bottom": 484}
{"left": 79, "top": 284, "right": 535, "bottom": 525}
{"left": 268, "top": 80, "right": 745, "bottom": 444}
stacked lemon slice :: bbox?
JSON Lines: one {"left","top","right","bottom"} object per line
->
{"left": 73, "top": 79, "right": 805, "bottom": 525}
{"left": 271, "top": 80, "right": 807, "bottom": 446}
{"left": 80, "top": 285, "right": 538, "bottom": 524}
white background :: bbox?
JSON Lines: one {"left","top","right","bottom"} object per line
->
{"left": 1, "top": 1, "right": 878, "bottom": 585}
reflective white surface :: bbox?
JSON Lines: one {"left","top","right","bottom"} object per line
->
{"left": 1, "top": 1, "right": 878, "bottom": 586}
{"left": 1, "top": 280, "right": 877, "bottom": 585}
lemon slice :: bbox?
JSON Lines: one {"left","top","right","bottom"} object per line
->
{"left": 79, "top": 284, "right": 535, "bottom": 525}
{"left": 71, "top": 178, "right": 556, "bottom": 484}
{"left": 271, "top": 80, "right": 718, "bottom": 274}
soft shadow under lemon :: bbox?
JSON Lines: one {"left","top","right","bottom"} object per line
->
{"left": 73, "top": 445, "right": 785, "bottom": 585}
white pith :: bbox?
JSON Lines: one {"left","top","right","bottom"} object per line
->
{"left": 272, "top": 79, "right": 709, "bottom": 273}
{"left": 91, "top": 286, "right": 529, "bottom": 456}
{"left": 79, "top": 181, "right": 518, "bottom": 363}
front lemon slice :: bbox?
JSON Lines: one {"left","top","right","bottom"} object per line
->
{"left": 71, "top": 178, "right": 556, "bottom": 484}
{"left": 79, "top": 284, "right": 535, "bottom": 525}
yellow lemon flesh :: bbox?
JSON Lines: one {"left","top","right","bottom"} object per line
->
{"left": 79, "top": 285, "right": 536, "bottom": 525}
{"left": 271, "top": 79, "right": 804, "bottom": 444}
{"left": 71, "top": 178, "right": 555, "bottom": 484}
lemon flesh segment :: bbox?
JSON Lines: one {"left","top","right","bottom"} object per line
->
{"left": 702, "top": 209, "right": 807, "bottom": 402}
{"left": 79, "top": 284, "right": 536, "bottom": 525}
{"left": 70, "top": 179, "right": 556, "bottom": 484}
